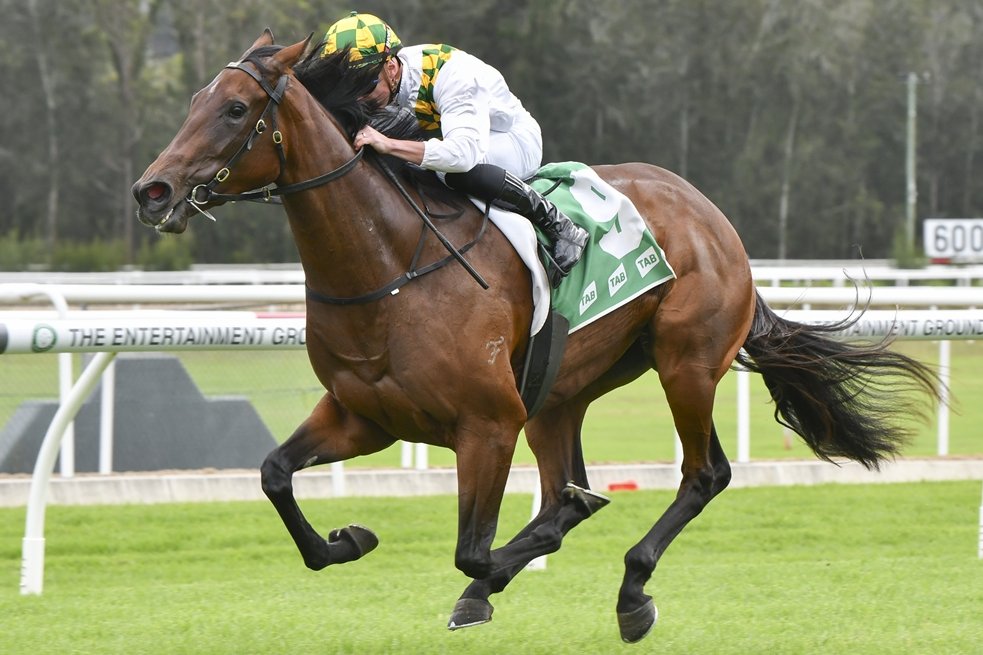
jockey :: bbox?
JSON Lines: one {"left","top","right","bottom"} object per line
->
{"left": 320, "top": 11, "right": 589, "bottom": 285}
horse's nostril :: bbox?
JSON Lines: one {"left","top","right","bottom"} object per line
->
{"left": 146, "top": 182, "right": 168, "bottom": 201}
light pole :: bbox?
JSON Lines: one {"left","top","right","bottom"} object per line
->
{"left": 905, "top": 72, "right": 919, "bottom": 252}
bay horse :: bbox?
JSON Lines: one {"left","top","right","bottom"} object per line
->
{"left": 132, "top": 31, "right": 940, "bottom": 643}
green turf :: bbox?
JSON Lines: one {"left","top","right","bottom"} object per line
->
{"left": 2, "top": 341, "right": 981, "bottom": 470}
{"left": 0, "top": 482, "right": 981, "bottom": 653}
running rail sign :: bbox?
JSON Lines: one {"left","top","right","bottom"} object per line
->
{"left": 4, "top": 309, "right": 983, "bottom": 355}
{"left": 780, "top": 309, "right": 983, "bottom": 340}
{"left": 0, "top": 313, "right": 307, "bottom": 354}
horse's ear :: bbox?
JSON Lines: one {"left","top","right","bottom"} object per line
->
{"left": 241, "top": 29, "right": 276, "bottom": 58}
{"left": 274, "top": 32, "right": 315, "bottom": 70}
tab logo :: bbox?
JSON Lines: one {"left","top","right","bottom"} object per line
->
{"left": 635, "top": 246, "right": 661, "bottom": 277}
{"left": 579, "top": 281, "right": 598, "bottom": 315}
{"left": 608, "top": 263, "right": 628, "bottom": 297}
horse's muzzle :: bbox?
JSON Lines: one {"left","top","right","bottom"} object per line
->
{"left": 132, "top": 180, "right": 191, "bottom": 233}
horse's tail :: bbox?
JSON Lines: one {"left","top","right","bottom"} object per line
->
{"left": 735, "top": 291, "right": 942, "bottom": 470}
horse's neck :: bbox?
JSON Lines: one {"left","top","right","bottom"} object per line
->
{"left": 279, "top": 99, "right": 413, "bottom": 299}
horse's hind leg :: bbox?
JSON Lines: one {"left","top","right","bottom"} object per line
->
{"left": 261, "top": 392, "right": 396, "bottom": 570}
{"left": 616, "top": 356, "right": 733, "bottom": 642}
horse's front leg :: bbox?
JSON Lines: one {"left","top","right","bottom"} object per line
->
{"left": 448, "top": 401, "right": 609, "bottom": 630}
{"left": 447, "top": 416, "right": 523, "bottom": 624}
{"left": 261, "top": 392, "right": 396, "bottom": 570}
{"left": 449, "top": 480, "right": 610, "bottom": 629}
{"left": 452, "top": 421, "right": 520, "bottom": 578}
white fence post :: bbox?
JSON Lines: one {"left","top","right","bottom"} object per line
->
{"left": 98, "top": 357, "right": 116, "bottom": 474}
{"left": 57, "top": 353, "right": 75, "bottom": 477}
{"left": 398, "top": 442, "right": 429, "bottom": 470}
{"left": 937, "top": 340, "right": 951, "bottom": 456}
{"left": 736, "top": 368, "right": 751, "bottom": 463}
{"left": 673, "top": 430, "right": 683, "bottom": 486}
{"left": 331, "top": 461, "right": 345, "bottom": 497}
{"left": 414, "top": 443, "right": 428, "bottom": 470}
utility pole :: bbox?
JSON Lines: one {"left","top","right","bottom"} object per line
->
{"left": 905, "top": 72, "right": 918, "bottom": 251}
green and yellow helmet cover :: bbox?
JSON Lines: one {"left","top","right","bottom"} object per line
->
{"left": 322, "top": 12, "right": 402, "bottom": 66}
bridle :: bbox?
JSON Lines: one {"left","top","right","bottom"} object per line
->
{"left": 182, "top": 59, "right": 364, "bottom": 220}
{"left": 176, "top": 56, "right": 488, "bottom": 302}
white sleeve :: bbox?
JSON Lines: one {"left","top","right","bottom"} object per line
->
{"left": 420, "top": 64, "right": 490, "bottom": 173}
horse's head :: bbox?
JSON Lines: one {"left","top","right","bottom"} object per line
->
{"left": 132, "top": 30, "right": 311, "bottom": 233}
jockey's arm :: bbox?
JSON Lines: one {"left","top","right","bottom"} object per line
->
{"left": 354, "top": 109, "right": 485, "bottom": 170}
{"left": 354, "top": 129, "right": 426, "bottom": 164}
{"left": 418, "top": 77, "right": 490, "bottom": 172}
{"left": 356, "top": 68, "right": 490, "bottom": 173}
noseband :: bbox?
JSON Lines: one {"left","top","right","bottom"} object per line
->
{"left": 185, "top": 60, "right": 364, "bottom": 216}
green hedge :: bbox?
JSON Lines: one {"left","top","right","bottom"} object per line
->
{"left": 0, "top": 231, "right": 193, "bottom": 271}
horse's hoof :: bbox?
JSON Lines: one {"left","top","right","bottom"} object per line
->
{"left": 447, "top": 598, "right": 494, "bottom": 631}
{"left": 562, "top": 482, "right": 611, "bottom": 516}
{"left": 328, "top": 524, "right": 379, "bottom": 559}
{"left": 617, "top": 598, "right": 658, "bottom": 643}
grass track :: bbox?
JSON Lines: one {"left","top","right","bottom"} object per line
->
{"left": 1, "top": 481, "right": 981, "bottom": 653}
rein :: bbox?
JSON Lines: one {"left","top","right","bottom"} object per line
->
{"left": 306, "top": 155, "right": 490, "bottom": 305}
{"left": 190, "top": 58, "right": 488, "bottom": 304}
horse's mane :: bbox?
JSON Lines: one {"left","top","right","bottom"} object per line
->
{"left": 289, "top": 44, "right": 377, "bottom": 138}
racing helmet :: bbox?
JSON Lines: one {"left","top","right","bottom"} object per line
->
{"left": 321, "top": 12, "right": 402, "bottom": 66}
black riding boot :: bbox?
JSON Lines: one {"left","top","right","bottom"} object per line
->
{"left": 496, "top": 171, "right": 588, "bottom": 279}
{"left": 446, "top": 165, "right": 588, "bottom": 285}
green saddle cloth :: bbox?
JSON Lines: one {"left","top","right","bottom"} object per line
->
{"left": 529, "top": 162, "right": 676, "bottom": 333}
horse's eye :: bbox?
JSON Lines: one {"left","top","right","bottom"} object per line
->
{"left": 228, "top": 103, "right": 247, "bottom": 119}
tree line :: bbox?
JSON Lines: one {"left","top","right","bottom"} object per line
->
{"left": 2, "top": 0, "right": 982, "bottom": 269}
